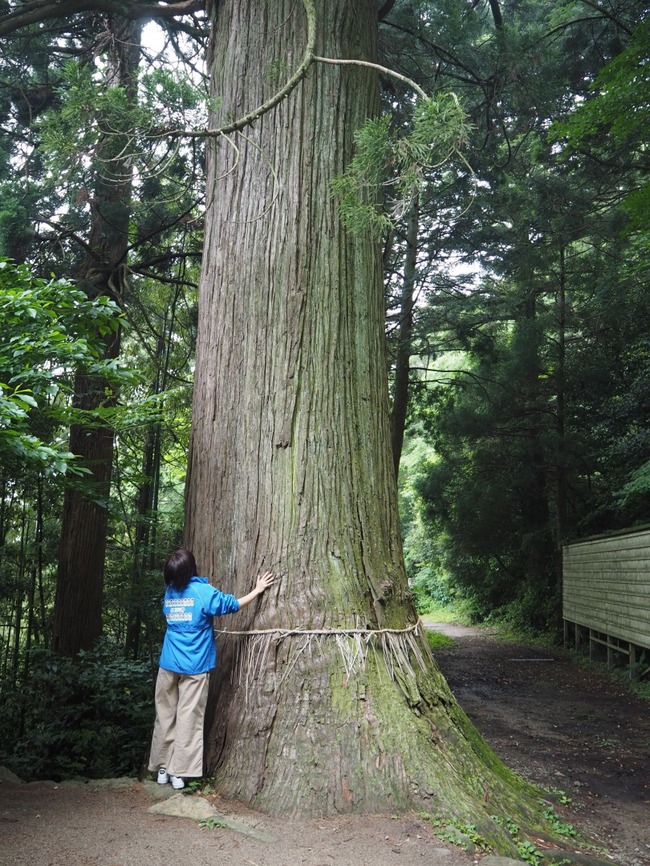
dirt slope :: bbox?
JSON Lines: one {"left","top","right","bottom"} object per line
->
{"left": 430, "top": 622, "right": 650, "bottom": 866}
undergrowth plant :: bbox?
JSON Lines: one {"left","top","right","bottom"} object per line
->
{"left": 539, "top": 802, "right": 578, "bottom": 838}
{"left": 516, "top": 839, "right": 543, "bottom": 865}
{"left": 425, "top": 631, "right": 455, "bottom": 651}
{"left": 199, "top": 816, "right": 228, "bottom": 830}
{"left": 186, "top": 779, "right": 216, "bottom": 796}
{"left": 0, "top": 641, "right": 154, "bottom": 781}
{"left": 420, "top": 812, "right": 491, "bottom": 853}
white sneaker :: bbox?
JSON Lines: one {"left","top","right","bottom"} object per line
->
{"left": 157, "top": 768, "right": 169, "bottom": 785}
{"left": 170, "top": 775, "right": 185, "bottom": 790}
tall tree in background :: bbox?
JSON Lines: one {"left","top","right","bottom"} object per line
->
{"left": 52, "top": 16, "right": 141, "bottom": 656}
{"left": 0, "top": 1, "right": 208, "bottom": 658}
{"left": 389, "top": 196, "right": 419, "bottom": 475}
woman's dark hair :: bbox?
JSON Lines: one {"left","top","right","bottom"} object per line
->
{"left": 164, "top": 548, "right": 198, "bottom": 591}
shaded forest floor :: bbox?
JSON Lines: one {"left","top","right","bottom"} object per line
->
{"left": 0, "top": 777, "right": 479, "bottom": 866}
{"left": 429, "top": 620, "right": 650, "bottom": 866}
{"left": 1, "top": 622, "right": 649, "bottom": 866}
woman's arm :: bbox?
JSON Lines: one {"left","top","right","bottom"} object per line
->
{"left": 237, "top": 570, "right": 275, "bottom": 609}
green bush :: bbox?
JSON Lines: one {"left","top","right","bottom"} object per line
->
{"left": 0, "top": 642, "right": 154, "bottom": 781}
{"left": 484, "top": 587, "right": 561, "bottom": 641}
{"left": 411, "top": 566, "right": 459, "bottom": 613}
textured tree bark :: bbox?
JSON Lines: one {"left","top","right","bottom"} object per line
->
{"left": 52, "top": 362, "right": 119, "bottom": 657}
{"left": 185, "top": 0, "right": 542, "bottom": 838}
{"left": 52, "top": 19, "right": 140, "bottom": 657}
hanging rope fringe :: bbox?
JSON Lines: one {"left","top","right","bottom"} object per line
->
{"left": 216, "top": 621, "right": 430, "bottom": 702}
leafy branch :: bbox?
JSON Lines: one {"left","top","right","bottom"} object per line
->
{"left": 331, "top": 93, "right": 471, "bottom": 237}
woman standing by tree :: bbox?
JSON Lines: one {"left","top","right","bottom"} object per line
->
{"left": 148, "top": 549, "right": 274, "bottom": 789}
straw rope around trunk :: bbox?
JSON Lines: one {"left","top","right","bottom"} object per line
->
{"left": 215, "top": 621, "right": 431, "bottom": 703}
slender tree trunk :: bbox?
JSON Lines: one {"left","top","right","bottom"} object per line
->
{"left": 124, "top": 424, "right": 159, "bottom": 657}
{"left": 12, "top": 500, "right": 28, "bottom": 688}
{"left": 124, "top": 391, "right": 163, "bottom": 657}
{"left": 185, "top": 0, "right": 544, "bottom": 842}
{"left": 517, "top": 287, "right": 555, "bottom": 599}
{"left": 35, "top": 476, "right": 47, "bottom": 645}
{"left": 555, "top": 245, "right": 568, "bottom": 538}
{"left": 52, "top": 358, "right": 120, "bottom": 656}
{"left": 391, "top": 195, "right": 419, "bottom": 477}
{"left": 52, "top": 18, "right": 141, "bottom": 657}
{"left": 547, "top": 243, "right": 569, "bottom": 615}
{"left": 125, "top": 285, "right": 180, "bottom": 656}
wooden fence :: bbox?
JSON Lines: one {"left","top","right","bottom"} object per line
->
{"left": 562, "top": 525, "right": 650, "bottom": 677}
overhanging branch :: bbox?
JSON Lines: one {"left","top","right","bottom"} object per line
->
{"left": 313, "top": 55, "right": 428, "bottom": 99}
{"left": 0, "top": 0, "right": 204, "bottom": 38}
{"left": 157, "top": 27, "right": 433, "bottom": 142}
{"left": 154, "top": 0, "right": 317, "bottom": 140}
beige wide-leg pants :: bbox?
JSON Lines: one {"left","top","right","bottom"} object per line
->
{"left": 148, "top": 667, "right": 210, "bottom": 778}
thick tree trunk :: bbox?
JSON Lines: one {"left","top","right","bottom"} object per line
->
{"left": 52, "top": 18, "right": 140, "bottom": 657}
{"left": 185, "top": 0, "right": 542, "bottom": 840}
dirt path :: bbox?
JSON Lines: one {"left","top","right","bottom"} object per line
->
{"left": 429, "top": 621, "right": 650, "bottom": 866}
{"left": 1, "top": 624, "right": 648, "bottom": 866}
{"left": 0, "top": 777, "right": 477, "bottom": 866}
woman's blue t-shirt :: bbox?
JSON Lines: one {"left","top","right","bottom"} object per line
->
{"left": 159, "top": 576, "right": 240, "bottom": 675}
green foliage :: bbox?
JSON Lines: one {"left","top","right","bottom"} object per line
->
{"left": 0, "top": 13, "right": 201, "bottom": 668}
{"left": 425, "top": 630, "right": 454, "bottom": 650}
{"left": 38, "top": 61, "right": 101, "bottom": 169}
{"left": 486, "top": 592, "right": 559, "bottom": 642}
{"left": 629, "top": 668, "right": 650, "bottom": 701}
{"left": 199, "top": 816, "right": 228, "bottom": 829}
{"left": 540, "top": 803, "right": 577, "bottom": 838}
{"left": 0, "top": 642, "right": 154, "bottom": 781}
{"left": 140, "top": 65, "right": 207, "bottom": 122}
{"left": 398, "top": 434, "right": 460, "bottom": 614}
{"left": 492, "top": 810, "right": 574, "bottom": 865}
{"left": 414, "top": 384, "right": 559, "bottom": 630}
{"left": 0, "top": 259, "right": 130, "bottom": 473}
{"left": 40, "top": 61, "right": 149, "bottom": 177}
{"left": 331, "top": 115, "right": 393, "bottom": 237}
{"left": 516, "top": 839, "right": 542, "bottom": 865}
{"left": 405, "top": 179, "right": 650, "bottom": 624}
{"left": 422, "top": 812, "right": 491, "bottom": 852}
{"left": 619, "top": 461, "right": 650, "bottom": 508}
{"left": 332, "top": 92, "right": 470, "bottom": 236}
{"left": 0, "top": 193, "right": 33, "bottom": 260}
{"left": 545, "top": 787, "right": 572, "bottom": 807}
{"left": 551, "top": 19, "right": 650, "bottom": 233}
{"left": 552, "top": 18, "right": 650, "bottom": 147}
{"left": 499, "top": 821, "right": 544, "bottom": 862}
{"left": 418, "top": 604, "right": 466, "bottom": 624}
{"left": 187, "top": 779, "right": 216, "bottom": 796}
